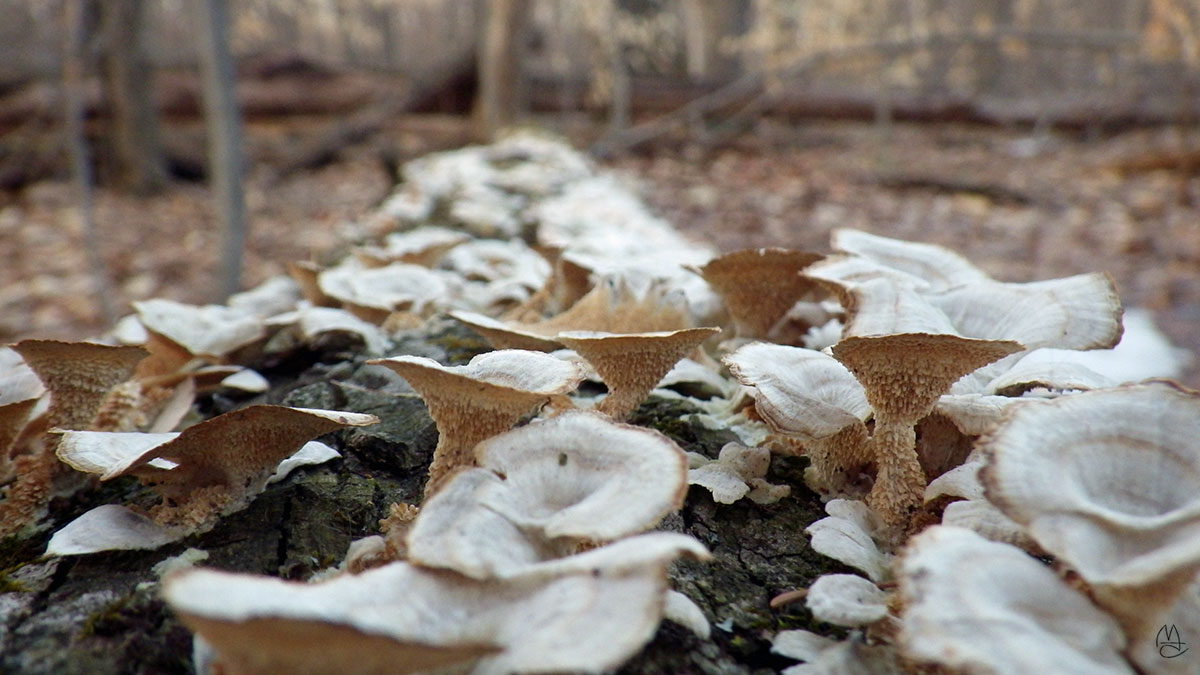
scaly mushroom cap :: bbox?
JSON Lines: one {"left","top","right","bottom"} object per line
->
{"left": 11, "top": 339, "right": 148, "bottom": 429}
{"left": 163, "top": 534, "right": 708, "bottom": 675}
{"left": 979, "top": 381, "right": 1200, "bottom": 666}
{"left": 688, "top": 248, "right": 824, "bottom": 338}
{"left": 368, "top": 351, "right": 586, "bottom": 495}
{"left": 133, "top": 299, "right": 266, "bottom": 361}
{"left": 407, "top": 412, "right": 689, "bottom": 578}
{"left": 899, "top": 526, "right": 1130, "bottom": 675}
{"left": 833, "top": 333, "right": 1023, "bottom": 422}
{"left": 556, "top": 327, "right": 720, "bottom": 420}
{"left": 56, "top": 405, "right": 378, "bottom": 531}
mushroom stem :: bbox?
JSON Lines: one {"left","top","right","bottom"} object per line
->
{"left": 422, "top": 396, "right": 521, "bottom": 497}
{"left": 864, "top": 415, "right": 925, "bottom": 532}
{"left": 804, "top": 423, "right": 872, "bottom": 497}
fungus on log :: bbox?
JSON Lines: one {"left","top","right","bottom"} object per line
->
{"left": 556, "top": 326, "right": 720, "bottom": 420}
{"left": 367, "top": 350, "right": 585, "bottom": 496}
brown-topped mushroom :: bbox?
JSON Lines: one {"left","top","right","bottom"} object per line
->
{"left": 725, "top": 343, "right": 873, "bottom": 497}
{"left": 367, "top": 350, "right": 585, "bottom": 496}
{"left": 830, "top": 279, "right": 1021, "bottom": 531}
{"left": 556, "top": 327, "right": 720, "bottom": 420}
{"left": 687, "top": 248, "right": 825, "bottom": 340}
{"left": 11, "top": 339, "right": 148, "bottom": 430}
{"left": 48, "top": 405, "right": 377, "bottom": 553}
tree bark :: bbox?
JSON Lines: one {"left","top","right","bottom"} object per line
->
{"left": 475, "top": 0, "right": 531, "bottom": 140}
{"left": 194, "top": 0, "right": 248, "bottom": 302}
{"left": 98, "top": 0, "right": 168, "bottom": 194}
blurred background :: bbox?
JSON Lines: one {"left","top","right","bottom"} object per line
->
{"left": 0, "top": 0, "right": 1197, "bottom": 382}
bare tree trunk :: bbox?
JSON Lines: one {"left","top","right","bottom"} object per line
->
{"left": 476, "top": 0, "right": 531, "bottom": 140}
{"left": 98, "top": 0, "right": 168, "bottom": 194}
{"left": 63, "top": 0, "right": 116, "bottom": 326}
{"left": 195, "top": 0, "right": 247, "bottom": 301}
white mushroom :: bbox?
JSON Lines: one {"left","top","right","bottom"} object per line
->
{"left": 899, "top": 526, "right": 1131, "bottom": 675}
{"left": 980, "top": 381, "right": 1200, "bottom": 673}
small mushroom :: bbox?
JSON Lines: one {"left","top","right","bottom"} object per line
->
{"left": 133, "top": 299, "right": 266, "bottom": 363}
{"left": 805, "top": 573, "right": 891, "bottom": 628}
{"left": 49, "top": 405, "right": 378, "bottom": 552}
{"left": 351, "top": 226, "right": 470, "bottom": 268}
{"left": 805, "top": 499, "right": 892, "bottom": 582}
{"left": 556, "top": 326, "right": 720, "bottom": 420}
{"left": 725, "top": 343, "right": 873, "bottom": 497}
{"left": 317, "top": 262, "right": 457, "bottom": 323}
{"left": 367, "top": 350, "right": 585, "bottom": 496}
{"left": 407, "top": 411, "right": 689, "bottom": 578}
{"left": 687, "top": 247, "right": 824, "bottom": 340}
{"left": 979, "top": 381, "right": 1200, "bottom": 673}
{"left": 831, "top": 279, "right": 1021, "bottom": 531}
{"left": 687, "top": 441, "right": 790, "bottom": 505}
{"left": 899, "top": 525, "right": 1131, "bottom": 675}
{"left": 10, "top": 339, "right": 148, "bottom": 429}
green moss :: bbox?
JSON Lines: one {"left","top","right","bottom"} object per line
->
{"left": 422, "top": 321, "right": 492, "bottom": 364}
{"left": 0, "top": 572, "right": 29, "bottom": 593}
{"left": 628, "top": 395, "right": 740, "bottom": 457}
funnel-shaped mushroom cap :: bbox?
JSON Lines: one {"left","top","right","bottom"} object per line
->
{"left": 163, "top": 534, "right": 707, "bottom": 675}
{"left": 899, "top": 526, "right": 1131, "bottom": 675}
{"left": 368, "top": 351, "right": 586, "bottom": 494}
{"left": 133, "top": 299, "right": 266, "bottom": 360}
{"left": 11, "top": 339, "right": 148, "bottom": 429}
{"left": 930, "top": 272, "right": 1123, "bottom": 351}
{"left": 408, "top": 412, "right": 690, "bottom": 578}
{"left": 833, "top": 278, "right": 1022, "bottom": 420}
{"left": 835, "top": 333, "right": 1022, "bottom": 422}
{"left": 557, "top": 327, "right": 720, "bottom": 420}
{"left": 725, "top": 343, "right": 869, "bottom": 440}
{"left": 831, "top": 228, "right": 991, "bottom": 291}
{"left": 55, "top": 405, "right": 377, "bottom": 534}
{"left": 688, "top": 248, "right": 824, "bottom": 337}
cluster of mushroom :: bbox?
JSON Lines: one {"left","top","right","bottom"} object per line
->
{"left": 721, "top": 233, "right": 1196, "bottom": 673}
{"left": 0, "top": 321, "right": 378, "bottom": 550}
{"left": 6, "top": 130, "right": 1195, "bottom": 673}
{"left": 164, "top": 412, "right": 711, "bottom": 674}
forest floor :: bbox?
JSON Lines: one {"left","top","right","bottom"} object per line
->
{"left": 1, "top": 114, "right": 1197, "bottom": 386}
